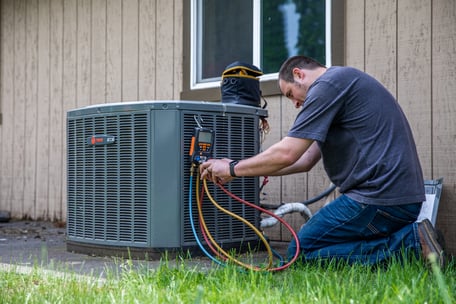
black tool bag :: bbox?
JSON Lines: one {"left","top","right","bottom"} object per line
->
{"left": 221, "top": 61, "right": 263, "bottom": 107}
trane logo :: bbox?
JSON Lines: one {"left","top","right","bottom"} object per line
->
{"left": 87, "top": 135, "right": 116, "bottom": 146}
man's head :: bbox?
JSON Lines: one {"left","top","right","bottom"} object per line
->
{"left": 278, "top": 56, "right": 326, "bottom": 108}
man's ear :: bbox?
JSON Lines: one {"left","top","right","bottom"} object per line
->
{"left": 292, "top": 67, "right": 305, "bottom": 81}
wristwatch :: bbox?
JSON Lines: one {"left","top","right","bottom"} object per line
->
{"left": 229, "top": 160, "right": 239, "bottom": 177}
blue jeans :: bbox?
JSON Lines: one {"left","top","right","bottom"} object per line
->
{"left": 287, "top": 195, "right": 422, "bottom": 265}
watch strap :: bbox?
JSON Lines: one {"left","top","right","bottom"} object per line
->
{"left": 229, "top": 160, "right": 239, "bottom": 177}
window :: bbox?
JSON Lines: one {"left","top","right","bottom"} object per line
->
{"left": 182, "top": 0, "right": 344, "bottom": 99}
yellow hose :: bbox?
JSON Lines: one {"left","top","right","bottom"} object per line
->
{"left": 196, "top": 173, "right": 274, "bottom": 270}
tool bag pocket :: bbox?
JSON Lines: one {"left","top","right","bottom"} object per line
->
{"left": 221, "top": 61, "right": 263, "bottom": 107}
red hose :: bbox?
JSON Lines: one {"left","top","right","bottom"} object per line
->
{"left": 215, "top": 183, "right": 301, "bottom": 271}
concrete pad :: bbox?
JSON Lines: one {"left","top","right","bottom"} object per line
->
{"left": 0, "top": 220, "right": 290, "bottom": 278}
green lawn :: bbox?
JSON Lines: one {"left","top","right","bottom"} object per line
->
{"left": 1, "top": 255, "right": 454, "bottom": 304}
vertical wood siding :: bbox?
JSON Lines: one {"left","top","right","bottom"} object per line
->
{"left": 345, "top": 0, "right": 456, "bottom": 255}
{"left": 1, "top": 0, "right": 455, "bottom": 255}
{"left": 431, "top": 0, "right": 456, "bottom": 256}
{"left": 0, "top": 0, "right": 183, "bottom": 220}
{"left": 263, "top": 1, "right": 456, "bottom": 255}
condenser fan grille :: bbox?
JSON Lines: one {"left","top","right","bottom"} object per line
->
{"left": 67, "top": 112, "right": 149, "bottom": 245}
{"left": 182, "top": 112, "right": 259, "bottom": 245}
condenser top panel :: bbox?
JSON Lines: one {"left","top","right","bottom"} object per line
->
{"left": 67, "top": 100, "right": 268, "bottom": 118}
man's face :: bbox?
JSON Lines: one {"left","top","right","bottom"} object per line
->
{"left": 279, "top": 78, "right": 307, "bottom": 109}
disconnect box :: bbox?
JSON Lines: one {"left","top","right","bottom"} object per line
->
{"left": 66, "top": 100, "right": 267, "bottom": 259}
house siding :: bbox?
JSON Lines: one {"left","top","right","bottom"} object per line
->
{"left": 0, "top": 0, "right": 183, "bottom": 220}
{"left": 345, "top": 0, "right": 456, "bottom": 256}
{"left": 1, "top": 0, "right": 455, "bottom": 255}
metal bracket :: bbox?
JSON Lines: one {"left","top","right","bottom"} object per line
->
{"left": 193, "top": 114, "right": 203, "bottom": 129}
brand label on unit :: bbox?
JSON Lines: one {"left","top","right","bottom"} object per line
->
{"left": 87, "top": 135, "right": 116, "bottom": 146}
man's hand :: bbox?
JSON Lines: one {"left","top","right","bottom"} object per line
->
{"left": 199, "top": 158, "right": 235, "bottom": 184}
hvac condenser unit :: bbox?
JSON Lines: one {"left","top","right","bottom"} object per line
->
{"left": 66, "top": 100, "right": 267, "bottom": 258}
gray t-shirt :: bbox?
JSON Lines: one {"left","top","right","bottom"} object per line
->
{"left": 288, "top": 66, "right": 425, "bottom": 205}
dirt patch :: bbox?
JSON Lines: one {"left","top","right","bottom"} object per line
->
{"left": 0, "top": 220, "right": 66, "bottom": 241}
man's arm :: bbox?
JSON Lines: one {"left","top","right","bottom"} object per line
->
{"left": 269, "top": 141, "right": 321, "bottom": 176}
{"left": 200, "top": 136, "right": 315, "bottom": 183}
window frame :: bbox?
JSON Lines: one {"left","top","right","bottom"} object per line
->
{"left": 181, "top": 0, "right": 345, "bottom": 101}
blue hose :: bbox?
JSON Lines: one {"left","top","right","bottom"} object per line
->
{"left": 189, "top": 173, "right": 225, "bottom": 267}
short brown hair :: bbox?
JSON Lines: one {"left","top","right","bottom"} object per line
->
{"left": 278, "top": 55, "right": 326, "bottom": 83}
